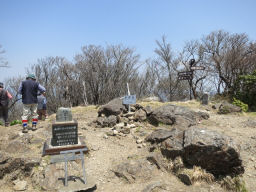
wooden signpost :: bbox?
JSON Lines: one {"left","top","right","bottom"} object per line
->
{"left": 178, "top": 59, "right": 206, "bottom": 100}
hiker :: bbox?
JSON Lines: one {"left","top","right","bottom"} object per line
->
{"left": 18, "top": 74, "right": 46, "bottom": 133}
{"left": 37, "top": 93, "right": 47, "bottom": 120}
{"left": 0, "top": 82, "right": 12, "bottom": 127}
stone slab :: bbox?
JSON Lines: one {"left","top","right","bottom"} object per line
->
{"left": 58, "top": 174, "right": 96, "bottom": 192}
{"left": 43, "top": 137, "right": 88, "bottom": 156}
{"left": 56, "top": 107, "right": 73, "bottom": 122}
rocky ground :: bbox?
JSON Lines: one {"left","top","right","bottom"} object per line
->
{"left": 0, "top": 100, "right": 256, "bottom": 192}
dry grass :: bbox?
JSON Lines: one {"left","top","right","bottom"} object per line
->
{"left": 138, "top": 101, "right": 170, "bottom": 109}
{"left": 138, "top": 99, "right": 201, "bottom": 110}
{"left": 168, "top": 156, "right": 184, "bottom": 173}
{"left": 220, "top": 176, "right": 248, "bottom": 192}
{"left": 178, "top": 166, "right": 214, "bottom": 185}
{"left": 245, "top": 112, "right": 256, "bottom": 117}
{"left": 190, "top": 166, "right": 214, "bottom": 184}
{"left": 71, "top": 105, "right": 98, "bottom": 114}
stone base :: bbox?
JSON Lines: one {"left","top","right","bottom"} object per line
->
{"left": 58, "top": 174, "right": 96, "bottom": 192}
{"left": 43, "top": 136, "right": 88, "bottom": 156}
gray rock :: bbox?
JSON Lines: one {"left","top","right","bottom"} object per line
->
{"left": 13, "top": 180, "right": 27, "bottom": 191}
{"left": 0, "top": 154, "right": 40, "bottom": 179}
{"left": 212, "top": 103, "right": 221, "bottom": 109}
{"left": 120, "top": 127, "right": 130, "bottom": 134}
{"left": 196, "top": 111, "right": 210, "bottom": 120}
{"left": 33, "top": 161, "right": 94, "bottom": 191}
{"left": 133, "top": 103, "right": 144, "bottom": 110}
{"left": 107, "top": 115, "right": 117, "bottom": 127}
{"left": 96, "top": 116, "right": 108, "bottom": 127}
{"left": 5, "top": 140, "right": 29, "bottom": 154}
{"left": 112, "top": 159, "right": 154, "bottom": 183}
{"left": 160, "top": 128, "right": 184, "bottom": 159}
{"left": 244, "top": 118, "right": 256, "bottom": 128}
{"left": 146, "top": 153, "right": 167, "bottom": 171}
{"left": 145, "top": 128, "right": 179, "bottom": 144}
{"left": 183, "top": 127, "right": 244, "bottom": 176}
{"left": 56, "top": 107, "right": 72, "bottom": 122}
{"left": 58, "top": 175, "right": 96, "bottom": 192}
{"left": 0, "top": 152, "right": 10, "bottom": 164}
{"left": 146, "top": 127, "right": 244, "bottom": 176}
{"left": 122, "top": 112, "right": 135, "bottom": 118}
{"left": 143, "top": 105, "right": 153, "bottom": 116}
{"left": 98, "top": 98, "right": 127, "bottom": 117}
{"left": 103, "top": 134, "right": 108, "bottom": 139}
{"left": 218, "top": 102, "right": 242, "bottom": 114}
{"left": 96, "top": 115, "right": 117, "bottom": 127}
{"left": 178, "top": 173, "right": 192, "bottom": 185}
{"left": 148, "top": 104, "right": 202, "bottom": 128}
{"left": 120, "top": 117, "right": 129, "bottom": 123}
{"left": 141, "top": 181, "right": 167, "bottom": 192}
{"left": 134, "top": 109, "right": 147, "bottom": 122}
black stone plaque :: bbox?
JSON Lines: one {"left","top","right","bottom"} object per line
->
{"left": 51, "top": 121, "right": 78, "bottom": 146}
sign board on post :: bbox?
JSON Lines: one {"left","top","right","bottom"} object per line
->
{"left": 178, "top": 71, "right": 193, "bottom": 81}
{"left": 123, "top": 95, "right": 136, "bottom": 105}
{"left": 51, "top": 121, "right": 78, "bottom": 146}
{"left": 178, "top": 75, "right": 193, "bottom": 80}
{"left": 178, "top": 71, "right": 193, "bottom": 76}
{"left": 190, "top": 66, "right": 205, "bottom": 70}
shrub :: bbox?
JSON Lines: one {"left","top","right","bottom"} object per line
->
{"left": 10, "top": 120, "right": 22, "bottom": 126}
{"left": 232, "top": 98, "right": 248, "bottom": 112}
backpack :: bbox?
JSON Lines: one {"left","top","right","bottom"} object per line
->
{"left": 0, "top": 89, "right": 9, "bottom": 107}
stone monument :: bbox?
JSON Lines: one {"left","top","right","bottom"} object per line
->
{"left": 43, "top": 107, "right": 87, "bottom": 156}
{"left": 52, "top": 107, "right": 78, "bottom": 146}
{"left": 202, "top": 93, "right": 209, "bottom": 105}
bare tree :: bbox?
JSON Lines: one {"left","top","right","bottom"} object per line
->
{"left": 154, "top": 36, "right": 181, "bottom": 101}
{"left": 75, "top": 45, "right": 140, "bottom": 104}
{"left": 201, "top": 30, "right": 256, "bottom": 95}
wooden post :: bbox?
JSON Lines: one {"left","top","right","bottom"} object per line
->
{"left": 127, "top": 83, "right": 131, "bottom": 112}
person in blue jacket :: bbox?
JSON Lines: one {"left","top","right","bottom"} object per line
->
{"left": 18, "top": 74, "right": 46, "bottom": 133}
{"left": 37, "top": 93, "right": 47, "bottom": 120}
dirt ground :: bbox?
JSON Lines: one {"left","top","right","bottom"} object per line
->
{"left": 0, "top": 100, "right": 256, "bottom": 192}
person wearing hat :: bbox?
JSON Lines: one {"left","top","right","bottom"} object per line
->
{"left": 0, "top": 82, "right": 12, "bottom": 127}
{"left": 18, "top": 74, "right": 46, "bottom": 133}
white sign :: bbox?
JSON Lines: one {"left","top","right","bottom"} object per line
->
{"left": 190, "top": 66, "right": 205, "bottom": 70}
{"left": 123, "top": 95, "right": 136, "bottom": 105}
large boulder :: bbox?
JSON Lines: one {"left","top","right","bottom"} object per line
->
{"left": 148, "top": 104, "right": 209, "bottom": 128}
{"left": 183, "top": 128, "right": 244, "bottom": 176}
{"left": 218, "top": 102, "right": 242, "bottom": 114}
{"left": 146, "top": 127, "right": 244, "bottom": 176}
{"left": 98, "top": 98, "right": 127, "bottom": 117}
{"left": 160, "top": 128, "right": 184, "bottom": 159}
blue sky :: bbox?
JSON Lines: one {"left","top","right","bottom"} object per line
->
{"left": 0, "top": 0, "right": 256, "bottom": 82}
